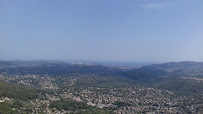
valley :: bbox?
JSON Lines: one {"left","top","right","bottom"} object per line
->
{"left": 0, "top": 61, "right": 203, "bottom": 113}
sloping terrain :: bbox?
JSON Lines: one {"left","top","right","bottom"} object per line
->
{"left": 123, "top": 61, "right": 203, "bottom": 95}
{"left": 0, "top": 61, "right": 122, "bottom": 76}
{"left": 0, "top": 61, "right": 203, "bottom": 113}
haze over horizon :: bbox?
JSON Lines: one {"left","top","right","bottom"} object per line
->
{"left": 1, "top": 0, "right": 203, "bottom": 62}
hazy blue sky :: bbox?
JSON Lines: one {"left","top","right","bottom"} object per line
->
{"left": 1, "top": 0, "right": 203, "bottom": 62}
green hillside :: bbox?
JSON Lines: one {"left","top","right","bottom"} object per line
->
{"left": 0, "top": 82, "right": 38, "bottom": 101}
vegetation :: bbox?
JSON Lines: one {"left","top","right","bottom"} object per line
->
{"left": 49, "top": 100, "right": 112, "bottom": 114}
{"left": 0, "top": 82, "right": 38, "bottom": 101}
{"left": 75, "top": 76, "right": 137, "bottom": 87}
{"left": 1, "top": 61, "right": 203, "bottom": 113}
{"left": 0, "top": 61, "right": 121, "bottom": 77}
{"left": 0, "top": 102, "right": 17, "bottom": 114}
{"left": 151, "top": 77, "right": 203, "bottom": 96}
{"left": 113, "top": 101, "right": 132, "bottom": 107}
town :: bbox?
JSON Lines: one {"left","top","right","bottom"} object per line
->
{"left": 1, "top": 73, "right": 203, "bottom": 113}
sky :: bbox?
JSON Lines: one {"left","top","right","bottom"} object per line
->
{"left": 1, "top": 0, "right": 203, "bottom": 63}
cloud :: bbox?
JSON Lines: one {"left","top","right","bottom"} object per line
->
{"left": 140, "top": 3, "right": 167, "bottom": 9}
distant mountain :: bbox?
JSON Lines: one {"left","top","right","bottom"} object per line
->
{"left": 0, "top": 61, "right": 123, "bottom": 76}
{"left": 123, "top": 61, "right": 203, "bottom": 83}
{"left": 123, "top": 61, "right": 203, "bottom": 95}
{"left": 1, "top": 61, "right": 203, "bottom": 113}
{"left": 1, "top": 61, "right": 203, "bottom": 96}
{"left": 2, "top": 61, "right": 203, "bottom": 78}
{"left": 140, "top": 61, "right": 203, "bottom": 76}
